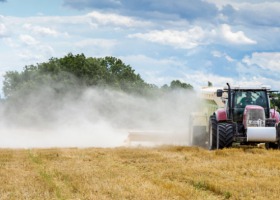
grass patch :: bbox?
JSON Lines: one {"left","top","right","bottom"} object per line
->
{"left": 192, "top": 180, "right": 231, "bottom": 199}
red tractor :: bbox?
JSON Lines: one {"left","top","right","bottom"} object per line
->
{"left": 209, "top": 83, "right": 280, "bottom": 149}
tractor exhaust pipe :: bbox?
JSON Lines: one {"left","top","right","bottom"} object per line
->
{"left": 227, "top": 83, "right": 232, "bottom": 120}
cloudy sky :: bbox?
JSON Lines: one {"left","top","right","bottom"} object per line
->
{"left": 0, "top": 0, "right": 280, "bottom": 92}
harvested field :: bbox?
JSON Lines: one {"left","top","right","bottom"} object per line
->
{"left": 1, "top": 146, "right": 280, "bottom": 199}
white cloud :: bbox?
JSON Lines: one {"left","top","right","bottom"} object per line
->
{"left": 75, "top": 38, "right": 118, "bottom": 48}
{"left": 182, "top": 71, "right": 234, "bottom": 89}
{"left": 19, "top": 34, "right": 39, "bottom": 46}
{"left": 182, "top": 70, "right": 277, "bottom": 90}
{"left": 87, "top": 11, "right": 151, "bottom": 28}
{"left": 19, "top": 50, "right": 45, "bottom": 61}
{"left": 0, "top": 23, "right": 7, "bottom": 36}
{"left": 73, "top": 39, "right": 118, "bottom": 56}
{"left": 221, "top": 24, "right": 257, "bottom": 45}
{"left": 122, "top": 54, "right": 235, "bottom": 90}
{"left": 23, "top": 24, "right": 62, "bottom": 37}
{"left": 211, "top": 50, "right": 234, "bottom": 62}
{"left": 17, "top": 43, "right": 54, "bottom": 62}
{"left": 3, "top": 38, "right": 20, "bottom": 48}
{"left": 17, "top": 34, "right": 55, "bottom": 62}
{"left": 233, "top": 61, "right": 280, "bottom": 90}
{"left": 242, "top": 52, "right": 280, "bottom": 72}
{"left": 205, "top": 0, "right": 239, "bottom": 10}
{"left": 121, "top": 54, "right": 184, "bottom": 85}
{"left": 205, "top": 0, "right": 279, "bottom": 10}
{"left": 237, "top": 74, "right": 278, "bottom": 89}
{"left": 128, "top": 27, "right": 205, "bottom": 49}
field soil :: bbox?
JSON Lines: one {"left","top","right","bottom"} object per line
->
{"left": 1, "top": 146, "right": 280, "bottom": 200}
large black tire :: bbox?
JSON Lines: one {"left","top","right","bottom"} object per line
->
{"left": 208, "top": 116, "right": 217, "bottom": 150}
{"left": 218, "top": 123, "right": 234, "bottom": 149}
{"left": 265, "top": 142, "right": 279, "bottom": 149}
{"left": 265, "top": 123, "right": 280, "bottom": 150}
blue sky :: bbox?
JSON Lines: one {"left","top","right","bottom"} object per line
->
{"left": 0, "top": 0, "right": 280, "bottom": 92}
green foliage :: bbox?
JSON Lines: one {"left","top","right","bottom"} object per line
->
{"left": 170, "top": 80, "right": 193, "bottom": 90}
{"left": 3, "top": 54, "right": 151, "bottom": 98}
{"left": 2, "top": 53, "right": 194, "bottom": 99}
{"left": 270, "top": 92, "right": 280, "bottom": 110}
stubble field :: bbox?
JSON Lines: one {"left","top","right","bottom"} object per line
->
{"left": 1, "top": 146, "right": 280, "bottom": 200}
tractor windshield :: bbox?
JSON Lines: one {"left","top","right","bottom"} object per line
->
{"left": 233, "top": 90, "right": 269, "bottom": 122}
{"left": 235, "top": 90, "right": 267, "bottom": 108}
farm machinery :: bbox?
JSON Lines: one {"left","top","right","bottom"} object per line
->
{"left": 190, "top": 83, "right": 280, "bottom": 149}
{"left": 125, "top": 83, "right": 280, "bottom": 149}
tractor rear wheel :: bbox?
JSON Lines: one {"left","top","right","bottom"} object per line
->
{"left": 208, "top": 116, "right": 217, "bottom": 150}
{"left": 218, "top": 123, "right": 234, "bottom": 149}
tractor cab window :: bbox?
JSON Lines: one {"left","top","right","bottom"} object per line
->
{"left": 255, "top": 91, "right": 267, "bottom": 107}
{"left": 237, "top": 91, "right": 254, "bottom": 107}
{"left": 233, "top": 90, "right": 268, "bottom": 122}
{"left": 235, "top": 90, "right": 266, "bottom": 108}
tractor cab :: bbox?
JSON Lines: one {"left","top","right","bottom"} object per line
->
{"left": 231, "top": 89, "right": 270, "bottom": 123}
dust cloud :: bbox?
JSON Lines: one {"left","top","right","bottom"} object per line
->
{"left": 0, "top": 87, "right": 201, "bottom": 148}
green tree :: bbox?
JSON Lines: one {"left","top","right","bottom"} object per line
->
{"left": 170, "top": 80, "right": 193, "bottom": 90}
{"left": 270, "top": 93, "right": 280, "bottom": 110}
{"left": 2, "top": 53, "right": 152, "bottom": 98}
{"left": 98, "top": 56, "right": 148, "bottom": 93}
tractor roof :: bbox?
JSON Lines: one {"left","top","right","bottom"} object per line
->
{"left": 223, "top": 85, "right": 271, "bottom": 91}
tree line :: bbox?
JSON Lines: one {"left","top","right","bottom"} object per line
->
{"left": 2, "top": 53, "right": 193, "bottom": 99}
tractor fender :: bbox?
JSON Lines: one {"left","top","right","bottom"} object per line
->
{"left": 215, "top": 108, "right": 227, "bottom": 122}
{"left": 270, "top": 109, "right": 280, "bottom": 123}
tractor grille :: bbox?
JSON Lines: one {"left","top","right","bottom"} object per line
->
{"left": 246, "top": 109, "right": 265, "bottom": 127}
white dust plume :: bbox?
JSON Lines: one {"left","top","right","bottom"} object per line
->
{"left": 0, "top": 87, "right": 202, "bottom": 148}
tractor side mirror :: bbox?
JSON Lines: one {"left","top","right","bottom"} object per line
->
{"left": 216, "top": 89, "right": 223, "bottom": 97}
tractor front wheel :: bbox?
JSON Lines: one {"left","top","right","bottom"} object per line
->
{"left": 265, "top": 142, "right": 280, "bottom": 149}
{"left": 218, "top": 123, "right": 234, "bottom": 149}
